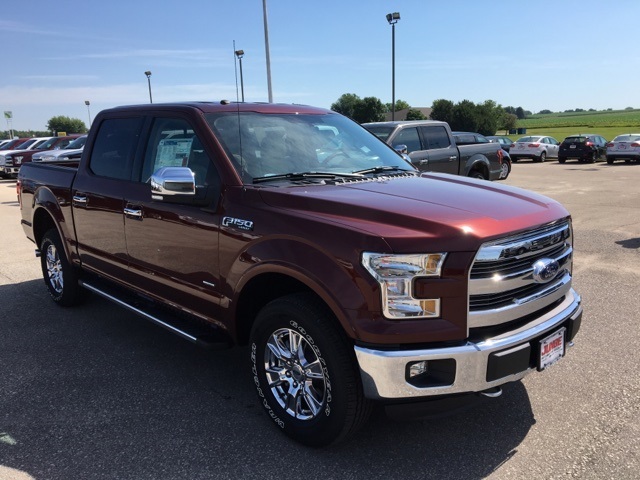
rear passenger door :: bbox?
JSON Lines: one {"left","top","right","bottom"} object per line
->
{"left": 73, "top": 116, "right": 144, "bottom": 278}
{"left": 419, "top": 125, "right": 459, "bottom": 174}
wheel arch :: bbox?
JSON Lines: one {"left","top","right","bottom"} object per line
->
{"left": 32, "top": 188, "right": 76, "bottom": 264}
{"left": 233, "top": 266, "right": 359, "bottom": 347}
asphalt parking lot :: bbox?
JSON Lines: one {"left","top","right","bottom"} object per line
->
{"left": 1, "top": 160, "right": 639, "bottom": 480}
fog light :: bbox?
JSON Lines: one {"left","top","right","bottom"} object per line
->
{"left": 409, "top": 361, "right": 428, "bottom": 378}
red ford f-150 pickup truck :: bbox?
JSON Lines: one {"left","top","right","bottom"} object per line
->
{"left": 18, "top": 102, "right": 582, "bottom": 446}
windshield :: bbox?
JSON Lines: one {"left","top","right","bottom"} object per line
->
{"left": 362, "top": 125, "right": 395, "bottom": 142}
{"left": 16, "top": 139, "right": 38, "bottom": 150}
{"left": 66, "top": 136, "right": 87, "bottom": 149}
{"left": 38, "top": 138, "right": 59, "bottom": 149}
{"left": 0, "top": 139, "right": 21, "bottom": 150}
{"left": 206, "top": 112, "right": 414, "bottom": 183}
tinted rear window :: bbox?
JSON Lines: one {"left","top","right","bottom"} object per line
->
{"left": 563, "top": 137, "right": 586, "bottom": 144}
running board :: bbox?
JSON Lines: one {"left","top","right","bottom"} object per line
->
{"left": 79, "top": 279, "right": 233, "bottom": 349}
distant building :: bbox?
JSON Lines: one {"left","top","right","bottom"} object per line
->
{"left": 384, "top": 107, "right": 432, "bottom": 122}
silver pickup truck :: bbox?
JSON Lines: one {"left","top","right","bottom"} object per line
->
{"left": 363, "top": 120, "right": 508, "bottom": 181}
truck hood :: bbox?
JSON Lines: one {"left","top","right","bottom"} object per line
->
{"left": 258, "top": 173, "right": 569, "bottom": 252}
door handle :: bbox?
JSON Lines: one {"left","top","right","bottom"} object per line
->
{"left": 73, "top": 194, "right": 87, "bottom": 204}
{"left": 449, "top": 156, "right": 457, "bottom": 161}
{"left": 419, "top": 159, "right": 428, "bottom": 165}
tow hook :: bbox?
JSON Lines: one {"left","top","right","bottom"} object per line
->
{"left": 480, "top": 387, "right": 502, "bottom": 398}
{"left": 35, "top": 249, "right": 41, "bottom": 258}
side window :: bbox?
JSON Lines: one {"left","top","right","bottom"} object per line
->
{"left": 393, "top": 127, "right": 422, "bottom": 153}
{"left": 421, "top": 126, "right": 452, "bottom": 150}
{"left": 141, "top": 117, "right": 216, "bottom": 187}
{"left": 89, "top": 117, "right": 143, "bottom": 180}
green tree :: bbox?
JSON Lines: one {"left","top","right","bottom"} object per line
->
{"left": 330, "top": 93, "right": 361, "bottom": 120}
{"left": 429, "top": 99, "right": 455, "bottom": 124}
{"left": 538, "top": 109, "right": 553, "bottom": 114}
{"left": 353, "top": 97, "right": 386, "bottom": 123}
{"left": 475, "top": 100, "right": 502, "bottom": 136}
{"left": 47, "top": 116, "right": 87, "bottom": 134}
{"left": 450, "top": 100, "right": 478, "bottom": 132}
{"left": 385, "top": 99, "right": 411, "bottom": 112}
{"left": 405, "top": 108, "right": 427, "bottom": 120}
{"left": 515, "top": 107, "right": 526, "bottom": 120}
{"left": 499, "top": 113, "right": 518, "bottom": 134}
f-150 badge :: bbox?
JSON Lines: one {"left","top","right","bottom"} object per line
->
{"left": 222, "top": 216, "right": 254, "bottom": 231}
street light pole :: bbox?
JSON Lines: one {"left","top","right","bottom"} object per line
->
{"left": 235, "top": 50, "right": 245, "bottom": 102}
{"left": 144, "top": 70, "right": 153, "bottom": 103}
{"left": 262, "top": 0, "right": 273, "bottom": 103}
{"left": 84, "top": 100, "right": 92, "bottom": 127}
{"left": 386, "top": 12, "right": 400, "bottom": 121}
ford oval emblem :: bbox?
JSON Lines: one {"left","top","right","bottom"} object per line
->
{"left": 532, "top": 258, "right": 560, "bottom": 284}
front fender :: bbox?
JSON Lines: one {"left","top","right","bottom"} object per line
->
{"left": 227, "top": 236, "right": 384, "bottom": 341}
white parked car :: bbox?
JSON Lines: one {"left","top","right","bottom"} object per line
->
{"left": 509, "top": 135, "right": 560, "bottom": 162}
{"left": 605, "top": 134, "right": 640, "bottom": 164}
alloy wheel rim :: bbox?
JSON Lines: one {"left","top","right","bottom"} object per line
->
{"left": 263, "top": 328, "right": 327, "bottom": 420}
{"left": 45, "top": 244, "right": 64, "bottom": 294}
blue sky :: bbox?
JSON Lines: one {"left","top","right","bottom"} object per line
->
{"left": 1, "top": 0, "right": 639, "bottom": 131}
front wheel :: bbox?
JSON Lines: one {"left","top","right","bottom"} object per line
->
{"left": 250, "top": 293, "right": 372, "bottom": 447}
{"left": 40, "top": 229, "right": 84, "bottom": 306}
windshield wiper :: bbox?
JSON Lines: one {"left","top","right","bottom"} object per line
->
{"left": 253, "top": 171, "right": 364, "bottom": 184}
{"left": 352, "top": 165, "right": 413, "bottom": 175}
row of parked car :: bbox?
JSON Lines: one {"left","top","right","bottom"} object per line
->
{"left": 485, "top": 133, "right": 640, "bottom": 164}
{"left": 0, "top": 134, "right": 87, "bottom": 178}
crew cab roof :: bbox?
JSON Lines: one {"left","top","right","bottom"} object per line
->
{"left": 103, "top": 102, "right": 333, "bottom": 116}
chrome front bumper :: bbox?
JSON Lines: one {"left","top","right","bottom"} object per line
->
{"left": 354, "top": 289, "right": 582, "bottom": 400}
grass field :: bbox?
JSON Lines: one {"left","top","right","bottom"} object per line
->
{"left": 504, "top": 109, "right": 640, "bottom": 141}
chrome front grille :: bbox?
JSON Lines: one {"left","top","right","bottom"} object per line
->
{"left": 469, "top": 220, "right": 573, "bottom": 328}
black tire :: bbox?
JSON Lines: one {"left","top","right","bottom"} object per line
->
{"left": 588, "top": 151, "right": 596, "bottom": 163}
{"left": 537, "top": 151, "right": 547, "bottom": 163}
{"left": 558, "top": 156, "right": 566, "bottom": 164}
{"left": 250, "top": 293, "right": 372, "bottom": 447}
{"left": 607, "top": 156, "right": 614, "bottom": 164}
{"left": 499, "top": 160, "right": 511, "bottom": 179}
{"left": 469, "top": 170, "right": 486, "bottom": 180}
{"left": 40, "top": 228, "right": 84, "bottom": 306}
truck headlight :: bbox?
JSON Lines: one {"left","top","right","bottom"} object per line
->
{"left": 362, "top": 253, "right": 447, "bottom": 319}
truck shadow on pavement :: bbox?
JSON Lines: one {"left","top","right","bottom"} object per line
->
{"left": 0, "top": 279, "right": 534, "bottom": 480}
{"left": 616, "top": 237, "right": 640, "bottom": 249}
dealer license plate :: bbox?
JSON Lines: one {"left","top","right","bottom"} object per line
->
{"left": 538, "top": 328, "right": 566, "bottom": 371}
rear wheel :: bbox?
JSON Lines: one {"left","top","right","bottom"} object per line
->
{"left": 558, "top": 156, "right": 566, "bottom": 164}
{"left": 499, "top": 160, "right": 511, "bottom": 179}
{"left": 607, "top": 157, "right": 614, "bottom": 164}
{"left": 250, "top": 293, "right": 372, "bottom": 447}
{"left": 537, "top": 151, "right": 547, "bottom": 163}
{"left": 469, "top": 169, "right": 486, "bottom": 180}
{"left": 40, "top": 229, "right": 84, "bottom": 306}
{"left": 588, "top": 151, "right": 596, "bottom": 163}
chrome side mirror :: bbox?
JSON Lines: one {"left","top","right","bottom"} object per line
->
{"left": 150, "top": 167, "right": 196, "bottom": 198}
{"left": 393, "top": 144, "right": 408, "bottom": 154}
